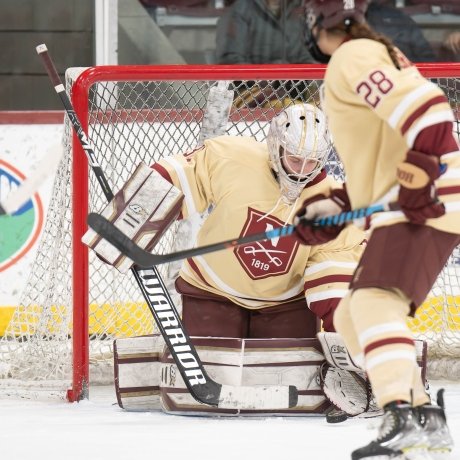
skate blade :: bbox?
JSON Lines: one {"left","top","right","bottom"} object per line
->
{"left": 359, "top": 448, "right": 430, "bottom": 460}
{"left": 401, "top": 445, "right": 431, "bottom": 460}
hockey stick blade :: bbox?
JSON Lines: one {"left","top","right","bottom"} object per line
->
{"left": 216, "top": 384, "right": 297, "bottom": 410}
{"left": 0, "top": 143, "right": 63, "bottom": 215}
{"left": 87, "top": 201, "right": 399, "bottom": 267}
{"left": 190, "top": 379, "right": 297, "bottom": 409}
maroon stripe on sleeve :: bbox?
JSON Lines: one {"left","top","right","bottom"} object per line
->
{"left": 184, "top": 144, "right": 205, "bottom": 158}
{"left": 151, "top": 162, "right": 173, "bottom": 184}
{"left": 304, "top": 274, "right": 352, "bottom": 290}
{"left": 412, "top": 122, "right": 459, "bottom": 157}
{"left": 438, "top": 185, "right": 460, "bottom": 195}
{"left": 307, "top": 297, "right": 338, "bottom": 332}
{"left": 364, "top": 337, "right": 415, "bottom": 355}
{"left": 401, "top": 95, "right": 447, "bottom": 135}
{"left": 186, "top": 258, "right": 212, "bottom": 287}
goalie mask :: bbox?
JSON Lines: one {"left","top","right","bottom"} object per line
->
{"left": 268, "top": 104, "right": 332, "bottom": 203}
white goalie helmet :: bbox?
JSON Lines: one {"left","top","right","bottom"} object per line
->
{"left": 267, "top": 103, "right": 332, "bottom": 203}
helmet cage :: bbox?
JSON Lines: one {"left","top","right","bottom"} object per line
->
{"left": 268, "top": 104, "right": 332, "bottom": 203}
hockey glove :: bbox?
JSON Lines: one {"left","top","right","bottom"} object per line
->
{"left": 293, "top": 187, "right": 351, "bottom": 246}
{"left": 397, "top": 150, "right": 445, "bottom": 225}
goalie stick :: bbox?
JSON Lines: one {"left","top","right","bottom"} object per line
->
{"left": 86, "top": 201, "right": 401, "bottom": 267}
{"left": 0, "top": 143, "right": 63, "bottom": 216}
{"left": 36, "top": 43, "right": 297, "bottom": 410}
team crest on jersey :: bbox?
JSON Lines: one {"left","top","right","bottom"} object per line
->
{"left": 0, "top": 159, "right": 44, "bottom": 272}
{"left": 235, "top": 208, "right": 299, "bottom": 280}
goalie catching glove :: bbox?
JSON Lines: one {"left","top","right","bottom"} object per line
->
{"left": 317, "top": 332, "right": 381, "bottom": 422}
{"left": 293, "top": 187, "right": 351, "bottom": 246}
{"left": 397, "top": 150, "right": 446, "bottom": 225}
{"left": 317, "top": 332, "right": 428, "bottom": 422}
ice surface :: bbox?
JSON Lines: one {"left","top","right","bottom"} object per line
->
{"left": 0, "top": 381, "right": 458, "bottom": 460}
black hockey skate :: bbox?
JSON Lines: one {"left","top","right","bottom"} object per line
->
{"left": 351, "top": 402, "right": 429, "bottom": 460}
{"left": 416, "top": 389, "right": 453, "bottom": 459}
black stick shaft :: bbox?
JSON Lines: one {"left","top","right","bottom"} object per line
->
{"left": 36, "top": 44, "right": 113, "bottom": 201}
{"left": 87, "top": 200, "right": 399, "bottom": 268}
{"left": 36, "top": 43, "right": 219, "bottom": 405}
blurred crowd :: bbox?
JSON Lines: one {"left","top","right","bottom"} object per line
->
{"left": 141, "top": 0, "right": 460, "bottom": 63}
{"left": 215, "top": 0, "right": 460, "bottom": 63}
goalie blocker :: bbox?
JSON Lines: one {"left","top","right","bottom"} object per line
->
{"left": 82, "top": 162, "right": 184, "bottom": 273}
{"left": 114, "top": 332, "right": 427, "bottom": 417}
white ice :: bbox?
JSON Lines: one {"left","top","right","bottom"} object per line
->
{"left": 0, "top": 381, "right": 458, "bottom": 460}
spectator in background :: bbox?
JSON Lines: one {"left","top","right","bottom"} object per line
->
{"left": 440, "top": 31, "right": 460, "bottom": 61}
{"left": 216, "top": 0, "right": 316, "bottom": 108}
{"left": 216, "top": 0, "right": 315, "bottom": 64}
{"left": 366, "top": 0, "right": 436, "bottom": 62}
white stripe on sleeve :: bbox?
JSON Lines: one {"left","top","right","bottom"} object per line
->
{"left": 388, "top": 82, "right": 438, "bottom": 129}
{"left": 163, "top": 156, "right": 197, "bottom": 216}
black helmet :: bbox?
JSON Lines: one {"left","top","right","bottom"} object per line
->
{"left": 305, "top": 0, "right": 368, "bottom": 63}
{"left": 306, "top": 0, "right": 368, "bottom": 30}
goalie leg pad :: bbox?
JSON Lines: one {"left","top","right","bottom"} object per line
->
{"left": 114, "top": 334, "right": 165, "bottom": 411}
{"left": 82, "top": 162, "right": 184, "bottom": 273}
{"left": 115, "top": 335, "right": 332, "bottom": 415}
{"left": 161, "top": 336, "right": 330, "bottom": 415}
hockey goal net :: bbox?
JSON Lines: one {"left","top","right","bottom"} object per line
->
{"left": 0, "top": 64, "right": 459, "bottom": 401}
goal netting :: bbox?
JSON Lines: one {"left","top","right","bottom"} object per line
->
{"left": 0, "top": 65, "right": 459, "bottom": 400}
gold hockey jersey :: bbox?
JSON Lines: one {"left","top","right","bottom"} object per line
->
{"left": 322, "top": 39, "right": 460, "bottom": 233}
{"left": 152, "top": 135, "right": 364, "bottom": 323}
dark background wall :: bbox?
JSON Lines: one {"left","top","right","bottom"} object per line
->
{"left": 0, "top": 0, "right": 94, "bottom": 110}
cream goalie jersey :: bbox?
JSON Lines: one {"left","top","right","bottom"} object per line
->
{"left": 322, "top": 39, "right": 460, "bottom": 233}
{"left": 152, "top": 135, "right": 364, "bottom": 316}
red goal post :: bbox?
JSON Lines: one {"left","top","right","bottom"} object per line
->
{"left": 0, "top": 64, "right": 458, "bottom": 402}
{"left": 70, "top": 64, "right": 328, "bottom": 401}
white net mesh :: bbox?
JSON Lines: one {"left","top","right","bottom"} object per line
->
{"left": 0, "top": 67, "right": 458, "bottom": 399}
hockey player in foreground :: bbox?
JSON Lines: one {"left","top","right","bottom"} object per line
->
{"left": 297, "top": 0, "right": 460, "bottom": 458}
